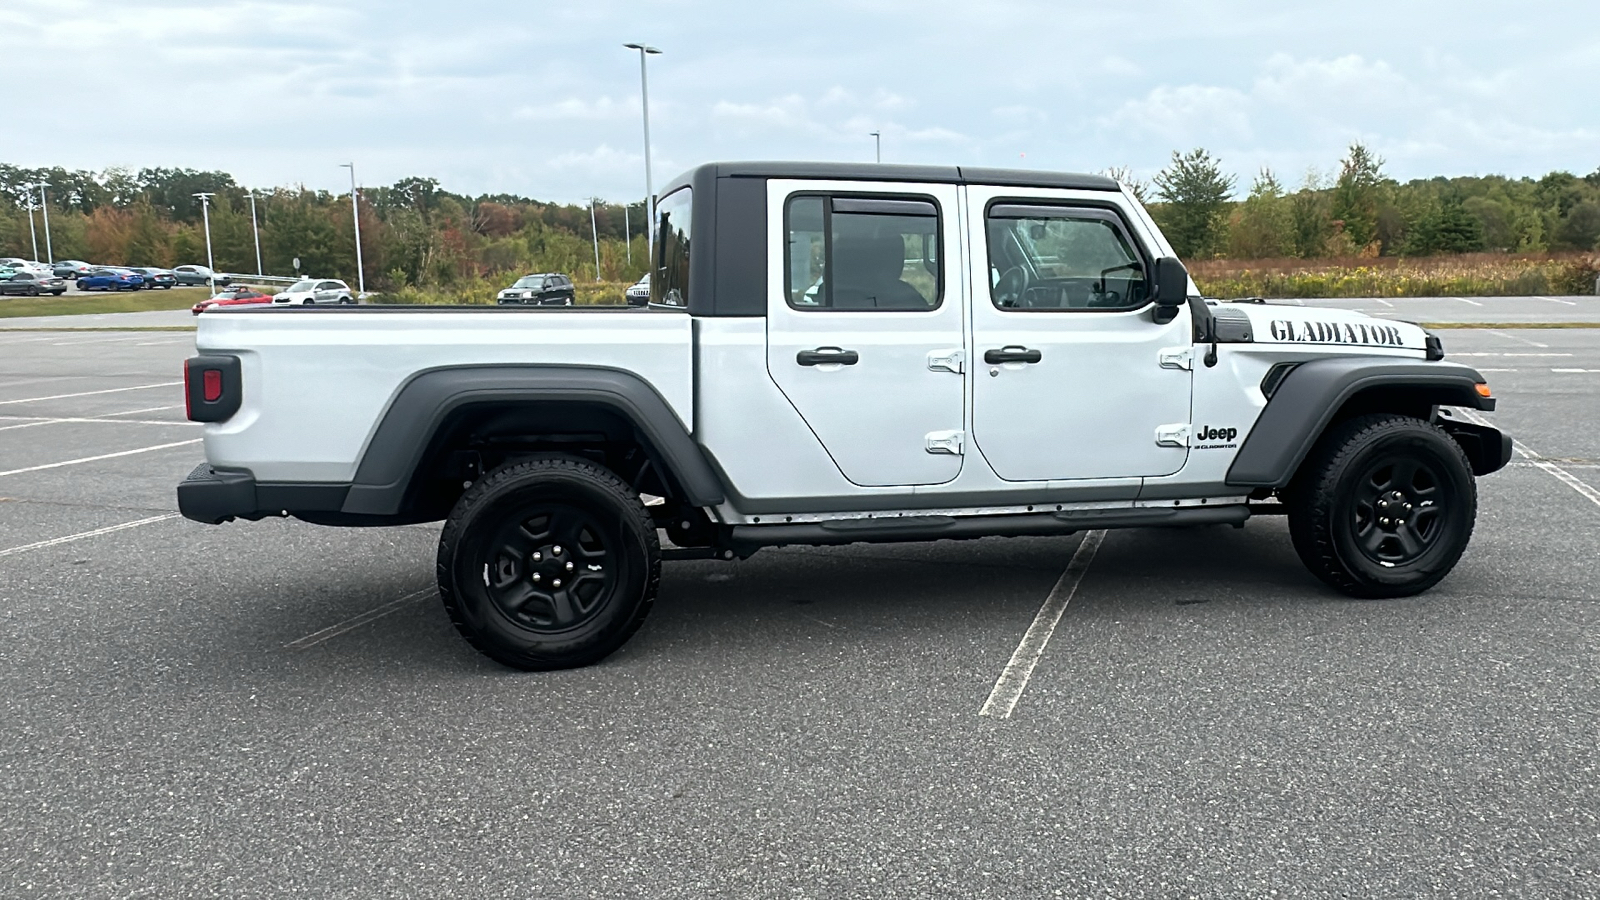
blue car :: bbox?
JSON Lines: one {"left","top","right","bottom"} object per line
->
{"left": 75, "top": 268, "right": 146, "bottom": 291}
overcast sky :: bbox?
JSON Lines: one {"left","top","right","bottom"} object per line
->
{"left": 5, "top": 0, "right": 1596, "bottom": 203}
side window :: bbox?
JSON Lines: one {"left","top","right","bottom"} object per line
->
{"left": 784, "top": 195, "right": 940, "bottom": 311}
{"left": 652, "top": 187, "right": 691, "bottom": 308}
{"left": 985, "top": 204, "right": 1149, "bottom": 311}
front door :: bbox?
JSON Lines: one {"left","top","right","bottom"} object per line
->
{"left": 966, "top": 187, "right": 1193, "bottom": 482}
{"left": 765, "top": 179, "right": 967, "bottom": 487}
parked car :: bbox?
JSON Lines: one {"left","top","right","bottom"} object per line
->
{"left": 272, "top": 278, "right": 354, "bottom": 305}
{"left": 172, "top": 265, "right": 231, "bottom": 287}
{"left": 130, "top": 267, "right": 178, "bottom": 289}
{"left": 53, "top": 260, "right": 93, "bottom": 279}
{"left": 0, "top": 258, "right": 54, "bottom": 277}
{"left": 0, "top": 271, "right": 68, "bottom": 296}
{"left": 496, "top": 273, "right": 576, "bottom": 306}
{"left": 192, "top": 288, "right": 276, "bottom": 315}
{"left": 624, "top": 273, "right": 650, "bottom": 306}
{"left": 75, "top": 268, "right": 145, "bottom": 291}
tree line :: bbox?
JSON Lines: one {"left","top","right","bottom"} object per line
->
{"left": 3, "top": 150, "right": 1598, "bottom": 292}
{"left": 1138, "top": 145, "right": 1600, "bottom": 261}
{"left": 0, "top": 165, "right": 649, "bottom": 288}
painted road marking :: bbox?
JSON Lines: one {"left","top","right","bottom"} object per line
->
{"left": 1451, "top": 297, "right": 1485, "bottom": 307}
{"left": 0, "top": 439, "right": 200, "bottom": 477}
{"left": 0, "top": 514, "right": 179, "bottom": 558}
{"left": 1457, "top": 409, "right": 1600, "bottom": 510}
{"left": 0, "top": 415, "right": 192, "bottom": 431}
{"left": 1482, "top": 329, "right": 1549, "bottom": 349}
{"left": 1536, "top": 296, "right": 1578, "bottom": 305}
{"left": 980, "top": 530, "right": 1106, "bottom": 720}
{"left": 1551, "top": 368, "right": 1600, "bottom": 374}
{"left": 0, "top": 382, "right": 182, "bottom": 406}
{"left": 284, "top": 588, "right": 436, "bottom": 649}
{"left": 1451, "top": 353, "right": 1572, "bottom": 357}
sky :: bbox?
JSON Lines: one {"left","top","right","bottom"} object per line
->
{"left": 4, "top": 0, "right": 1597, "bottom": 204}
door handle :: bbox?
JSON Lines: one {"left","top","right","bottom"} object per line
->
{"left": 797, "top": 347, "right": 860, "bottom": 366}
{"left": 983, "top": 346, "right": 1042, "bottom": 364}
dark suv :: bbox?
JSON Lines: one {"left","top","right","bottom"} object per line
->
{"left": 496, "top": 273, "right": 576, "bottom": 306}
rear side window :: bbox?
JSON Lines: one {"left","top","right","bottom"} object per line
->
{"left": 652, "top": 187, "right": 691, "bottom": 308}
{"left": 784, "top": 194, "right": 940, "bottom": 311}
{"left": 985, "top": 204, "right": 1149, "bottom": 311}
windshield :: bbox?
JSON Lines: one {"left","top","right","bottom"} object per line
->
{"left": 511, "top": 276, "right": 542, "bottom": 289}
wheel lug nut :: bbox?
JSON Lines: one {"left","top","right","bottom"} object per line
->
{"left": 532, "top": 573, "right": 541, "bottom": 582}
{"left": 552, "top": 545, "right": 563, "bottom": 555}
{"left": 565, "top": 562, "right": 574, "bottom": 571}
{"left": 533, "top": 552, "right": 542, "bottom": 561}
{"left": 552, "top": 578, "right": 562, "bottom": 588}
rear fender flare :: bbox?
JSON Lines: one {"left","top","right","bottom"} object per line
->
{"left": 341, "top": 365, "right": 724, "bottom": 516}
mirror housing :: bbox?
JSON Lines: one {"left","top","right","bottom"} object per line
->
{"left": 1152, "top": 256, "right": 1189, "bottom": 324}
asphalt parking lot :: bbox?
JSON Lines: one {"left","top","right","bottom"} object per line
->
{"left": 1, "top": 313, "right": 1597, "bottom": 897}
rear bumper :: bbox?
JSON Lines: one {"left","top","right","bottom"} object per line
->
{"left": 178, "top": 463, "right": 351, "bottom": 524}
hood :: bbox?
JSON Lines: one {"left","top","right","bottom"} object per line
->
{"left": 1224, "top": 302, "right": 1429, "bottom": 353}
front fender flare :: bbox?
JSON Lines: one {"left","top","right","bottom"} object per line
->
{"left": 1226, "top": 357, "right": 1494, "bottom": 488}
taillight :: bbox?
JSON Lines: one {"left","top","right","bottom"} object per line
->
{"left": 184, "top": 356, "right": 242, "bottom": 422}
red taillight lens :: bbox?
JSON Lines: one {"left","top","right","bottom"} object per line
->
{"left": 203, "top": 369, "right": 223, "bottom": 402}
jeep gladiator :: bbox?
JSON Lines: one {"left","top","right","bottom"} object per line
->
{"left": 177, "top": 161, "right": 1513, "bottom": 670}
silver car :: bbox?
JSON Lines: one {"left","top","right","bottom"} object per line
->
{"left": 272, "top": 279, "right": 355, "bottom": 305}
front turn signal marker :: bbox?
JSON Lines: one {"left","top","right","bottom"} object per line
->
{"left": 1476, "top": 382, "right": 1492, "bottom": 398}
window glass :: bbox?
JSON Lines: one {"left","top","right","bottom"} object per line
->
{"left": 784, "top": 194, "right": 940, "bottom": 311}
{"left": 652, "top": 188, "right": 691, "bottom": 307}
{"left": 985, "top": 206, "right": 1148, "bottom": 311}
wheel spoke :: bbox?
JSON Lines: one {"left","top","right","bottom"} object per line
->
{"left": 497, "top": 582, "right": 538, "bottom": 612}
{"left": 1357, "top": 521, "right": 1388, "bottom": 555}
{"left": 547, "top": 588, "right": 579, "bottom": 626}
{"left": 1394, "top": 524, "right": 1425, "bottom": 559}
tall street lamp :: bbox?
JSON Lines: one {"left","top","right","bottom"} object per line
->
{"left": 871, "top": 131, "right": 881, "bottom": 163}
{"left": 589, "top": 198, "right": 602, "bottom": 282}
{"left": 38, "top": 181, "right": 53, "bottom": 264}
{"left": 193, "top": 192, "right": 217, "bottom": 294}
{"left": 339, "top": 163, "right": 365, "bottom": 296}
{"left": 248, "top": 190, "right": 263, "bottom": 276}
{"left": 623, "top": 43, "right": 661, "bottom": 252}
{"left": 24, "top": 187, "right": 39, "bottom": 262}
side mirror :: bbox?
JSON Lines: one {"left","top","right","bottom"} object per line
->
{"left": 1152, "top": 256, "right": 1189, "bottom": 324}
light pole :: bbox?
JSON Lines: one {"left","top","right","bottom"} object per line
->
{"left": 623, "top": 203, "right": 631, "bottom": 266}
{"left": 38, "top": 182, "right": 53, "bottom": 263}
{"left": 248, "top": 190, "right": 263, "bottom": 276}
{"left": 193, "top": 192, "right": 217, "bottom": 294}
{"left": 871, "top": 131, "right": 881, "bottom": 163}
{"left": 623, "top": 42, "right": 661, "bottom": 252}
{"left": 24, "top": 188, "right": 38, "bottom": 262}
{"left": 589, "top": 198, "right": 602, "bottom": 282}
{"left": 339, "top": 163, "right": 365, "bottom": 296}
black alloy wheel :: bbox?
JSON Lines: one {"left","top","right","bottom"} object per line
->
{"left": 438, "top": 456, "right": 660, "bottom": 670}
{"left": 1288, "top": 413, "right": 1476, "bottom": 598}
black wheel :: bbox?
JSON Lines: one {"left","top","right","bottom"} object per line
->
{"left": 339, "top": 295, "right": 354, "bottom": 304}
{"left": 1287, "top": 413, "right": 1476, "bottom": 598}
{"left": 437, "top": 456, "right": 660, "bottom": 670}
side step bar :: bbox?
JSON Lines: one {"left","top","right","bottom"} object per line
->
{"left": 727, "top": 504, "right": 1249, "bottom": 550}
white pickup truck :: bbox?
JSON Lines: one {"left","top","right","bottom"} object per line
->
{"left": 178, "top": 161, "right": 1512, "bottom": 670}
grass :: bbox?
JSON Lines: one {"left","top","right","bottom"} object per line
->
{"left": 1190, "top": 253, "right": 1600, "bottom": 299}
{"left": 0, "top": 287, "right": 205, "bottom": 318}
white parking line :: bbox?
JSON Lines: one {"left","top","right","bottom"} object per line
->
{"left": 1536, "top": 296, "right": 1578, "bottom": 305}
{"left": 284, "top": 588, "right": 435, "bottom": 649}
{"left": 1482, "top": 329, "right": 1549, "bottom": 349}
{"left": 0, "top": 416, "right": 190, "bottom": 431}
{"left": 1452, "top": 353, "right": 1572, "bottom": 358}
{"left": 1552, "top": 368, "right": 1600, "bottom": 374}
{"left": 0, "top": 381, "right": 181, "bottom": 406}
{"left": 1451, "top": 297, "right": 1485, "bottom": 306}
{"left": 96, "top": 405, "right": 183, "bottom": 417}
{"left": 1457, "top": 409, "right": 1600, "bottom": 510}
{"left": 0, "top": 514, "right": 179, "bottom": 558}
{"left": 0, "top": 439, "right": 200, "bottom": 477}
{"left": 980, "top": 530, "right": 1105, "bottom": 719}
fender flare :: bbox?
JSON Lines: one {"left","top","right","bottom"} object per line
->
{"left": 1226, "top": 357, "right": 1494, "bottom": 488}
{"left": 340, "top": 365, "right": 725, "bottom": 516}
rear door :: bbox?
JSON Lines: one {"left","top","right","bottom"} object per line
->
{"left": 765, "top": 179, "right": 967, "bottom": 487}
{"left": 966, "top": 187, "right": 1193, "bottom": 481}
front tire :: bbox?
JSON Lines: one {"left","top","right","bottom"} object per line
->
{"left": 437, "top": 457, "right": 660, "bottom": 670}
{"left": 1287, "top": 413, "right": 1476, "bottom": 598}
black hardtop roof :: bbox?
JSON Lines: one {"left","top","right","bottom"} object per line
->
{"left": 666, "top": 161, "right": 1122, "bottom": 193}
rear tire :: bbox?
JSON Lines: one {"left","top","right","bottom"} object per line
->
{"left": 437, "top": 457, "right": 660, "bottom": 670}
{"left": 1287, "top": 413, "right": 1476, "bottom": 598}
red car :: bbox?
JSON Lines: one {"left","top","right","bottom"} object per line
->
{"left": 192, "top": 288, "right": 276, "bottom": 315}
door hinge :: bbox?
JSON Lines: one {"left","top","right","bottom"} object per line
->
{"left": 925, "top": 430, "right": 965, "bottom": 455}
{"left": 927, "top": 349, "right": 965, "bottom": 374}
{"left": 1159, "top": 347, "right": 1193, "bottom": 370}
{"left": 1155, "top": 423, "right": 1191, "bottom": 448}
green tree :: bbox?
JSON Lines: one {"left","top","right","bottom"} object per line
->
{"left": 1151, "top": 148, "right": 1235, "bottom": 258}
{"left": 1330, "top": 143, "right": 1385, "bottom": 250}
{"left": 1228, "top": 168, "right": 1293, "bottom": 258}
{"left": 1288, "top": 171, "right": 1333, "bottom": 258}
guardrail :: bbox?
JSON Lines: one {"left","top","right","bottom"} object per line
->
{"left": 220, "top": 273, "right": 303, "bottom": 286}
